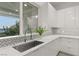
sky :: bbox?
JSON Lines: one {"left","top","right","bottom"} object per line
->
{"left": 0, "top": 16, "right": 19, "bottom": 29}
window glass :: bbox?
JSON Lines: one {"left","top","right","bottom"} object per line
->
{"left": 0, "top": 2, "right": 19, "bottom": 37}
{"left": 23, "top": 2, "right": 38, "bottom": 34}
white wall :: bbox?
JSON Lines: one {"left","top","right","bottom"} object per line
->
{"left": 33, "top": 2, "right": 79, "bottom": 36}
{"left": 38, "top": 3, "right": 48, "bottom": 27}
{"left": 57, "top": 6, "right": 79, "bottom": 36}
{"left": 38, "top": 3, "right": 57, "bottom": 35}
{"left": 48, "top": 3, "right": 57, "bottom": 27}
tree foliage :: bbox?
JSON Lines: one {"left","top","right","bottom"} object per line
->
{"left": 3, "top": 21, "right": 19, "bottom": 36}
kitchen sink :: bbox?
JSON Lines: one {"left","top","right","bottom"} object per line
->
{"left": 13, "top": 41, "right": 43, "bottom": 52}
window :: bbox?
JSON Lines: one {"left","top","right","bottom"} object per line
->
{"left": 0, "top": 2, "right": 38, "bottom": 37}
{"left": 0, "top": 16, "right": 19, "bottom": 37}
{"left": 0, "top": 2, "right": 19, "bottom": 37}
{"left": 23, "top": 2, "right": 38, "bottom": 34}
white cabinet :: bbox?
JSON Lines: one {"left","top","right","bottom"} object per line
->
{"left": 60, "top": 37, "right": 79, "bottom": 55}
{"left": 57, "top": 10, "right": 65, "bottom": 27}
{"left": 57, "top": 7, "right": 76, "bottom": 28}
{"left": 75, "top": 6, "right": 79, "bottom": 28}
{"left": 26, "top": 39, "right": 61, "bottom": 56}
{"left": 57, "top": 6, "right": 79, "bottom": 35}
{"left": 64, "top": 8, "right": 75, "bottom": 28}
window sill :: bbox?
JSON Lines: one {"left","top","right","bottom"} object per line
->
{"left": 0, "top": 33, "right": 38, "bottom": 40}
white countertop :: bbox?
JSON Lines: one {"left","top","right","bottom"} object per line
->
{"left": 0, "top": 35, "right": 79, "bottom": 56}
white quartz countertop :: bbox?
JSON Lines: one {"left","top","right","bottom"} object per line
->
{"left": 0, "top": 35, "right": 79, "bottom": 56}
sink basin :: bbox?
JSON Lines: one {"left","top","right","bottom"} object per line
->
{"left": 13, "top": 41, "right": 43, "bottom": 52}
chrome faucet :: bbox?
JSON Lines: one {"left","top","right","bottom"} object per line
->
{"left": 24, "top": 25, "right": 32, "bottom": 42}
{"left": 29, "top": 27, "right": 32, "bottom": 40}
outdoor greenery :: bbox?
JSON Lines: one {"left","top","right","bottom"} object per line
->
{"left": 0, "top": 21, "right": 19, "bottom": 37}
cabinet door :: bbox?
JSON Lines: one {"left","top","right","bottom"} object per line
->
{"left": 61, "top": 37, "right": 79, "bottom": 55}
{"left": 57, "top": 7, "right": 79, "bottom": 35}
{"left": 57, "top": 11, "right": 64, "bottom": 27}
{"left": 26, "top": 39, "right": 61, "bottom": 56}
{"left": 64, "top": 8, "right": 75, "bottom": 28}
{"left": 75, "top": 6, "right": 79, "bottom": 28}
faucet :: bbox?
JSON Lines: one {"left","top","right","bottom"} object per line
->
{"left": 24, "top": 25, "right": 32, "bottom": 42}
{"left": 24, "top": 28, "right": 29, "bottom": 42}
{"left": 29, "top": 27, "right": 32, "bottom": 40}
{"left": 24, "top": 31, "right": 27, "bottom": 42}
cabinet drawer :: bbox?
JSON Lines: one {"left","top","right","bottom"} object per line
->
{"left": 61, "top": 37, "right": 79, "bottom": 42}
{"left": 61, "top": 46, "right": 79, "bottom": 55}
{"left": 62, "top": 42, "right": 79, "bottom": 49}
{"left": 61, "top": 37, "right": 79, "bottom": 55}
{"left": 61, "top": 38, "right": 79, "bottom": 47}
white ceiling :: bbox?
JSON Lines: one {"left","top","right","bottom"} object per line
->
{"left": 50, "top": 2, "right": 79, "bottom": 10}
